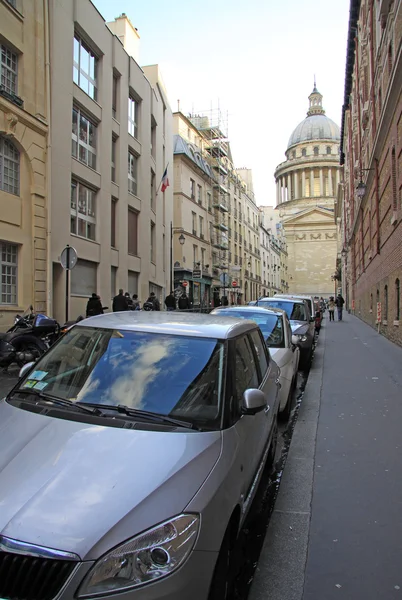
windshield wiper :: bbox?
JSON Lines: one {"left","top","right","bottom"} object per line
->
{"left": 12, "top": 388, "right": 103, "bottom": 416}
{"left": 87, "top": 404, "right": 197, "bottom": 430}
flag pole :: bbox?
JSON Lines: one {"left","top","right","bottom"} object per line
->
{"left": 156, "top": 162, "right": 170, "bottom": 196}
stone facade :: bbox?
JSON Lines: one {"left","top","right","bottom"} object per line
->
{"left": 0, "top": 0, "right": 49, "bottom": 329}
{"left": 274, "top": 87, "right": 341, "bottom": 297}
{"left": 339, "top": 0, "right": 402, "bottom": 346}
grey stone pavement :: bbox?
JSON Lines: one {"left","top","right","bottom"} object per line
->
{"left": 250, "top": 312, "right": 402, "bottom": 600}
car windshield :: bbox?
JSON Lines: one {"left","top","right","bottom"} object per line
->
{"left": 15, "top": 327, "right": 225, "bottom": 427}
{"left": 215, "top": 310, "right": 284, "bottom": 347}
{"left": 256, "top": 300, "right": 307, "bottom": 321}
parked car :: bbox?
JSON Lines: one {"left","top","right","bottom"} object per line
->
{"left": 274, "top": 294, "right": 316, "bottom": 323}
{"left": 211, "top": 305, "right": 300, "bottom": 420}
{"left": 0, "top": 312, "right": 280, "bottom": 600}
{"left": 255, "top": 297, "right": 315, "bottom": 369}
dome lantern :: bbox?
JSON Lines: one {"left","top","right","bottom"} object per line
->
{"left": 307, "top": 79, "right": 325, "bottom": 116}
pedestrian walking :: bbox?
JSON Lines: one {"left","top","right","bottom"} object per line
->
{"left": 112, "top": 289, "right": 129, "bottom": 312}
{"left": 328, "top": 296, "right": 335, "bottom": 321}
{"left": 144, "top": 291, "right": 160, "bottom": 311}
{"left": 86, "top": 293, "right": 104, "bottom": 317}
{"left": 125, "top": 292, "right": 134, "bottom": 309}
{"left": 164, "top": 291, "right": 176, "bottom": 311}
{"left": 132, "top": 294, "right": 141, "bottom": 310}
{"left": 178, "top": 292, "right": 191, "bottom": 310}
{"left": 335, "top": 293, "right": 345, "bottom": 321}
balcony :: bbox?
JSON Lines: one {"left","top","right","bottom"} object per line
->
{"left": 212, "top": 235, "right": 229, "bottom": 250}
{"left": 213, "top": 220, "right": 229, "bottom": 232}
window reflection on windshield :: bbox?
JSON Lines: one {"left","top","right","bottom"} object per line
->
{"left": 257, "top": 301, "right": 306, "bottom": 321}
{"left": 215, "top": 310, "right": 284, "bottom": 347}
{"left": 17, "top": 327, "right": 225, "bottom": 425}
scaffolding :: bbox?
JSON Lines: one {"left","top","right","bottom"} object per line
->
{"left": 189, "top": 105, "right": 231, "bottom": 302}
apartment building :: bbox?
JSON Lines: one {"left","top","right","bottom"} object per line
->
{"left": 0, "top": 0, "right": 49, "bottom": 329}
{"left": 260, "top": 206, "right": 289, "bottom": 295}
{"left": 49, "top": 4, "right": 172, "bottom": 322}
{"left": 339, "top": 0, "right": 402, "bottom": 345}
{"left": 172, "top": 112, "right": 214, "bottom": 306}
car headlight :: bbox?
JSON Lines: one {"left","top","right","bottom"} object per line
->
{"left": 295, "top": 334, "right": 308, "bottom": 342}
{"left": 77, "top": 514, "right": 199, "bottom": 597}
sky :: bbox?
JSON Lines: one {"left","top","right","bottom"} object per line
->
{"left": 93, "top": 0, "right": 351, "bottom": 206}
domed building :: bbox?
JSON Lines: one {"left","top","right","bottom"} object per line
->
{"left": 274, "top": 85, "right": 341, "bottom": 296}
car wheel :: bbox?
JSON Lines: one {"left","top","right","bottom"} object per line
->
{"left": 208, "top": 522, "right": 237, "bottom": 600}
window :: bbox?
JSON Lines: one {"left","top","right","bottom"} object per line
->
{"left": 0, "top": 136, "right": 19, "bottom": 195}
{"left": 111, "top": 266, "right": 117, "bottom": 298}
{"left": 193, "top": 245, "right": 198, "bottom": 266}
{"left": 1, "top": 43, "right": 18, "bottom": 95}
{"left": 5, "top": 0, "right": 17, "bottom": 7}
{"left": 151, "top": 171, "right": 156, "bottom": 212}
{"left": 384, "top": 285, "right": 388, "bottom": 321}
{"left": 151, "top": 121, "right": 156, "bottom": 159}
{"left": 71, "top": 259, "right": 97, "bottom": 296}
{"left": 70, "top": 180, "right": 96, "bottom": 240}
{"left": 128, "top": 209, "right": 138, "bottom": 255}
{"left": 73, "top": 35, "right": 97, "bottom": 100}
{"left": 128, "top": 96, "right": 138, "bottom": 139}
{"left": 326, "top": 146, "right": 331, "bottom": 154}
{"left": 199, "top": 216, "right": 204, "bottom": 239}
{"left": 302, "top": 148, "right": 307, "bottom": 157}
{"left": 249, "top": 330, "right": 269, "bottom": 375}
{"left": 112, "top": 75, "right": 119, "bottom": 119}
{"left": 0, "top": 242, "right": 17, "bottom": 305}
{"left": 72, "top": 107, "right": 96, "bottom": 169}
{"left": 201, "top": 248, "right": 206, "bottom": 268}
{"left": 197, "top": 184, "right": 202, "bottom": 205}
{"left": 314, "top": 146, "right": 319, "bottom": 156}
{"left": 292, "top": 151, "right": 296, "bottom": 159}
{"left": 207, "top": 192, "right": 212, "bottom": 212}
{"left": 150, "top": 222, "right": 156, "bottom": 263}
{"left": 111, "top": 137, "right": 117, "bottom": 182}
{"left": 192, "top": 212, "right": 197, "bottom": 235}
{"left": 396, "top": 279, "right": 400, "bottom": 321}
{"left": 388, "top": 42, "right": 393, "bottom": 75}
{"left": 234, "top": 335, "right": 259, "bottom": 404}
{"left": 392, "top": 147, "right": 397, "bottom": 211}
{"left": 128, "top": 151, "right": 138, "bottom": 196}
{"left": 111, "top": 197, "right": 117, "bottom": 248}
{"left": 128, "top": 270, "right": 138, "bottom": 296}
{"left": 190, "top": 179, "right": 195, "bottom": 199}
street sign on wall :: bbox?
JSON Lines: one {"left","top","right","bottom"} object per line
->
{"left": 193, "top": 269, "right": 202, "bottom": 279}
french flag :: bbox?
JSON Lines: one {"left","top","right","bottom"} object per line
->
{"left": 161, "top": 166, "right": 169, "bottom": 192}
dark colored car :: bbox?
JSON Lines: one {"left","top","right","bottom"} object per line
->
{"left": 255, "top": 297, "right": 315, "bottom": 369}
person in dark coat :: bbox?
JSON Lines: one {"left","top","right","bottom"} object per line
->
{"left": 125, "top": 292, "right": 134, "bottom": 309}
{"left": 112, "top": 289, "right": 129, "bottom": 312}
{"left": 178, "top": 292, "right": 191, "bottom": 310}
{"left": 165, "top": 291, "right": 176, "bottom": 311}
{"left": 86, "top": 293, "right": 104, "bottom": 317}
{"left": 335, "top": 293, "right": 345, "bottom": 321}
{"left": 144, "top": 292, "right": 161, "bottom": 311}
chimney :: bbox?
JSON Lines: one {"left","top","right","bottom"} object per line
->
{"left": 107, "top": 13, "right": 140, "bottom": 62}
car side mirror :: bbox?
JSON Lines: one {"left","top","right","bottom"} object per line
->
{"left": 242, "top": 389, "right": 267, "bottom": 415}
{"left": 291, "top": 334, "right": 299, "bottom": 345}
{"left": 18, "top": 361, "right": 36, "bottom": 379}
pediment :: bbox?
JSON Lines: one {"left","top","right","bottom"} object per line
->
{"left": 282, "top": 206, "right": 335, "bottom": 226}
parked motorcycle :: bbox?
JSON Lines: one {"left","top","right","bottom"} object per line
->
{"left": 0, "top": 307, "right": 61, "bottom": 370}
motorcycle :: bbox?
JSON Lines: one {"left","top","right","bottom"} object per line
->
{"left": 0, "top": 306, "right": 61, "bottom": 370}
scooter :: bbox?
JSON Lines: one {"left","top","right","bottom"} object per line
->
{"left": 0, "top": 306, "right": 60, "bottom": 370}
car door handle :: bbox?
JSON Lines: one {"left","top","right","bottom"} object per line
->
{"left": 265, "top": 405, "right": 270, "bottom": 413}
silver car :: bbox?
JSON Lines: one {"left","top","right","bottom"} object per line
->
{"left": 0, "top": 312, "right": 280, "bottom": 600}
{"left": 211, "top": 306, "right": 300, "bottom": 420}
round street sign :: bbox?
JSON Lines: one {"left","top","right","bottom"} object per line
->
{"left": 60, "top": 245, "right": 78, "bottom": 270}
{"left": 182, "top": 281, "right": 188, "bottom": 287}
{"left": 232, "top": 281, "right": 238, "bottom": 287}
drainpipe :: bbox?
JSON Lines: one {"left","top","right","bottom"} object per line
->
{"left": 44, "top": 0, "right": 52, "bottom": 317}
{"left": 375, "top": 158, "right": 380, "bottom": 255}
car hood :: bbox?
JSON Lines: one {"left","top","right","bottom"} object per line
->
{"left": 0, "top": 400, "right": 221, "bottom": 560}
{"left": 290, "top": 320, "right": 309, "bottom": 334}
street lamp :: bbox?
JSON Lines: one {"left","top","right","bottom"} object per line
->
{"left": 170, "top": 222, "right": 185, "bottom": 292}
{"left": 356, "top": 180, "right": 366, "bottom": 198}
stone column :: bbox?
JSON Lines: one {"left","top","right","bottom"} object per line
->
{"left": 302, "top": 170, "right": 306, "bottom": 197}
{"left": 294, "top": 170, "right": 299, "bottom": 199}
{"left": 310, "top": 169, "right": 314, "bottom": 198}
{"left": 287, "top": 174, "right": 292, "bottom": 201}
{"left": 335, "top": 169, "right": 340, "bottom": 192}
{"left": 276, "top": 180, "right": 280, "bottom": 205}
{"left": 319, "top": 168, "right": 324, "bottom": 196}
{"left": 328, "top": 168, "right": 333, "bottom": 196}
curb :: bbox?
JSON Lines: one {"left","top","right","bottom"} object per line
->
{"left": 248, "top": 324, "right": 326, "bottom": 600}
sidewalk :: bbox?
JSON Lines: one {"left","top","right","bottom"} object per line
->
{"left": 249, "top": 313, "right": 402, "bottom": 600}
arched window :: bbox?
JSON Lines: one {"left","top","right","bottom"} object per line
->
{"left": 314, "top": 146, "right": 319, "bottom": 156}
{"left": 396, "top": 279, "right": 400, "bottom": 321}
{"left": 326, "top": 146, "right": 331, "bottom": 154}
{"left": 0, "top": 136, "right": 20, "bottom": 195}
{"left": 302, "top": 148, "right": 307, "bottom": 157}
{"left": 384, "top": 285, "right": 388, "bottom": 321}
{"left": 370, "top": 293, "right": 373, "bottom": 311}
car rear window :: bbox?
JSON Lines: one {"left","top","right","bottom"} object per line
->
{"left": 215, "top": 309, "right": 284, "bottom": 347}
{"left": 256, "top": 300, "right": 307, "bottom": 321}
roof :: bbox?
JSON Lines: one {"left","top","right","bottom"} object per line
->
{"left": 256, "top": 297, "right": 306, "bottom": 305}
{"left": 173, "top": 135, "right": 213, "bottom": 179}
{"left": 211, "top": 306, "right": 287, "bottom": 318}
{"left": 287, "top": 114, "right": 340, "bottom": 149}
{"left": 77, "top": 311, "right": 258, "bottom": 340}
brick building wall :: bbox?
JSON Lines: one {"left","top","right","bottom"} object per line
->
{"left": 340, "top": 0, "right": 402, "bottom": 346}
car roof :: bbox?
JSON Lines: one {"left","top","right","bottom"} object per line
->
{"left": 211, "top": 305, "right": 287, "bottom": 318}
{"left": 76, "top": 311, "right": 259, "bottom": 340}
{"left": 257, "top": 297, "right": 305, "bottom": 304}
